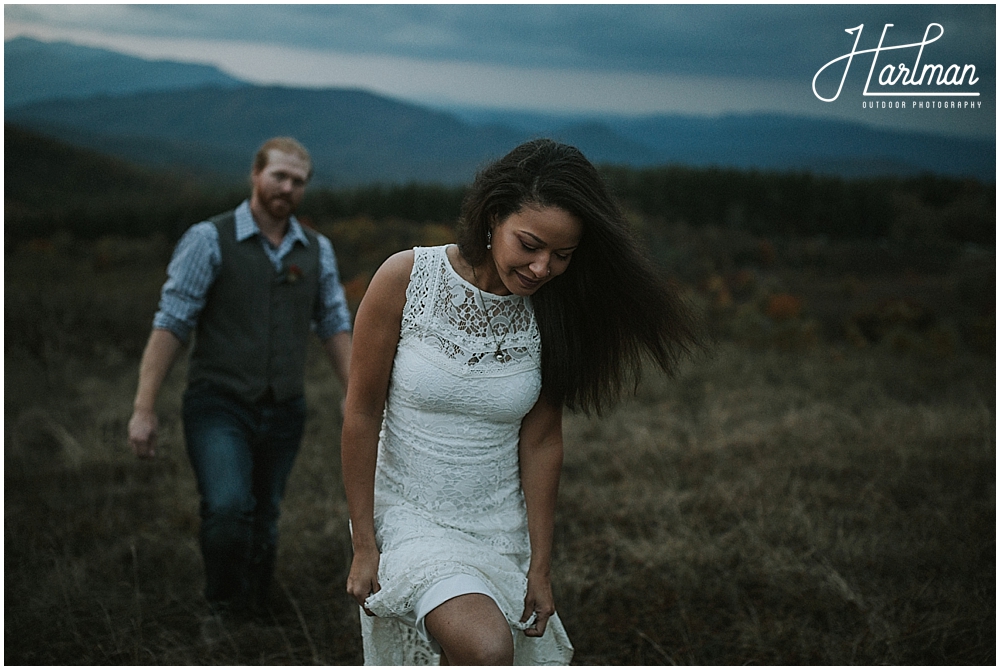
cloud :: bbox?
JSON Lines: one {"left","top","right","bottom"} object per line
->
{"left": 6, "top": 4, "right": 994, "bottom": 80}
{"left": 4, "top": 4, "right": 994, "bottom": 138}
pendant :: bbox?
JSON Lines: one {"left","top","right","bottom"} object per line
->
{"left": 495, "top": 349, "right": 505, "bottom": 362}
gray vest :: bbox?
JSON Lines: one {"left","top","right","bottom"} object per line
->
{"left": 188, "top": 210, "right": 321, "bottom": 403}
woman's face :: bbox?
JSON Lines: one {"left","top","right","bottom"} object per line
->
{"left": 489, "top": 204, "right": 583, "bottom": 296}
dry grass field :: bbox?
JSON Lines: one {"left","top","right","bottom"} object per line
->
{"left": 4, "top": 221, "right": 994, "bottom": 664}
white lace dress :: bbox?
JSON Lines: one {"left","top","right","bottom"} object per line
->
{"left": 359, "top": 245, "right": 574, "bottom": 665}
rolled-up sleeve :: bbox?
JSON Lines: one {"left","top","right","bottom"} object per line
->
{"left": 314, "top": 234, "right": 353, "bottom": 339}
{"left": 152, "top": 222, "right": 220, "bottom": 344}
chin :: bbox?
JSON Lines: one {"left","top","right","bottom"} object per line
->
{"left": 509, "top": 272, "right": 547, "bottom": 296}
{"left": 268, "top": 202, "right": 294, "bottom": 218}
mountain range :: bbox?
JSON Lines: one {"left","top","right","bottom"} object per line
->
{"left": 4, "top": 36, "right": 245, "bottom": 106}
{"left": 5, "top": 37, "right": 995, "bottom": 185}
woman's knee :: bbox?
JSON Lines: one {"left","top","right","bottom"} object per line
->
{"left": 441, "top": 631, "right": 513, "bottom": 666}
{"left": 425, "top": 594, "right": 514, "bottom": 665}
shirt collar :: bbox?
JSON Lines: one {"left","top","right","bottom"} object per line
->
{"left": 234, "top": 199, "right": 310, "bottom": 247}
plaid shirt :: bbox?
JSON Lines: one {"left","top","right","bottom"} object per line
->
{"left": 153, "top": 200, "right": 352, "bottom": 343}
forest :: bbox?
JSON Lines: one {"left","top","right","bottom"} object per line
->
{"left": 4, "top": 124, "right": 995, "bottom": 664}
{"left": 6, "top": 123, "right": 995, "bottom": 248}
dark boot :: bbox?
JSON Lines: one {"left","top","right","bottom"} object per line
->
{"left": 248, "top": 541, "right": 277, "bottom": 615}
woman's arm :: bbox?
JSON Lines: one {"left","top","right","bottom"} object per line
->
{"left": 517, "top": 393, "right": 564, "bottom": 637}
{"left": 341, "top": 250, "right": 413, "bottom": 613}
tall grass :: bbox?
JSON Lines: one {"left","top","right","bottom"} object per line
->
{"left": 4, "top": 228, "right": 994, "bottom": 664}
{"left": 556, "top": 347, "right": 993, "bottom": 664}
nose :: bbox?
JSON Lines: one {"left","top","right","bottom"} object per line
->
{"left": 529, "top": 255, "right": 550, "bottom": 278}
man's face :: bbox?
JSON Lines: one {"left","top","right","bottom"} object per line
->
{"left": 251, "top": 150, "right": 311, "bottom": 221}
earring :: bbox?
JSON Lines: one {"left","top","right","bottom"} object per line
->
{"left": 486, "top": 230, "right": 492, "bottom": 250}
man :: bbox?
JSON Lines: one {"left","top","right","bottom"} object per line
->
{"left": 128, "top": 137, "right": 352, "bottom": 618}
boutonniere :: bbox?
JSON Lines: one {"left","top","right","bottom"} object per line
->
{"left": 286, "top": 264, "right": 303, "bottom": 284}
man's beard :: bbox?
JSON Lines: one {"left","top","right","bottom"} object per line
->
{"left": 264, "top": 195, "right": 296, "bottom": 219}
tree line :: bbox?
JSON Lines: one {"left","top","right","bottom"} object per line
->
{"left": 600, "top": 165, "right": 994, "bottom": 246}
{"left": 5, "top": 124, "right": 994, "bottom": 247}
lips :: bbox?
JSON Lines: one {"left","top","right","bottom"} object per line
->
{"left": 514, "top": 271, "right": 543, "bottom": 291}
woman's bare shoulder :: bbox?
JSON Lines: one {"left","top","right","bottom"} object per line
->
{"left": 371, "top": 249, "right": 415, "bottom": 288}
{"left": 358, "top": 249, "right": 415, "bottom": 315}
{"left": 379, "top": 248, "right": 416, "bottom": 278}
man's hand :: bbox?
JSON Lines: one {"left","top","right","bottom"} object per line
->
{"left": 128, "top": 328, "right": 183, "bottom": 459}
{"left": 128, "top": 407, "right": 159, "bottom": 459}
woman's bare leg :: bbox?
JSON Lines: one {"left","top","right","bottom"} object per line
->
{"left": 425, "top": 593, "right": 514, "bottom": 665}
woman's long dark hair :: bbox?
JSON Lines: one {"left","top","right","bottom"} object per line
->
{"left": 458, "top": 139, "right": 700, "bottom": 415}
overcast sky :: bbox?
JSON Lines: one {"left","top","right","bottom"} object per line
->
{"left": 5, "top": 4, "right": 995, "bottom": 138}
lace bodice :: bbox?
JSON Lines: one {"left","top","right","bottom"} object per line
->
{"left": 359, "top": 246, "right": 572, "bottom": 665}
{"left": 400, "top": 244, "right": 541, "bottom": 370}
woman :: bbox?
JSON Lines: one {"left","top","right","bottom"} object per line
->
{"left": 342, "top": 140, "right": 698, "bottom": 665}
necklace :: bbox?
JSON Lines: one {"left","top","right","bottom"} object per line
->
{"left": 471, "top": 264, "right": 508, "bottom": 362}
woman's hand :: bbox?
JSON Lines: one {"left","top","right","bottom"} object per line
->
{"left": 346, "top": 547, "right": 381, "bottom": 616}
{"left": 517, "top": 395, "right": 563, "bottom": 638}
{"left": 520, "top": 569, "right": 556, "bottom": 637}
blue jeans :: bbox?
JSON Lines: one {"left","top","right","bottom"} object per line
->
{"left": 182, "top": 382, "right": 306, "bottom": 611}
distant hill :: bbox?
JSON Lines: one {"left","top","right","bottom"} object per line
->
{"left": 4, "top": 123, "right": 243, "bottom": 241}
{"left": 8, "top": 84, "right": 995, "bottom": 186}
{"left": 6, "top": 85, "right": 527, "bottom": 185}
{"left": 607, "top": 114, "right": 995, "bottom": 181}
{"left": 4, "top": 37, "right": 246, "bottom": 106}
{"left": 453, "top": 108, "right": 996, "bottom": 182}
{"left": 6, "top": 122, "right": 188, "bottom": 202}
{"left": 4, "top": 37, "right": 995, "bottom": 184}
